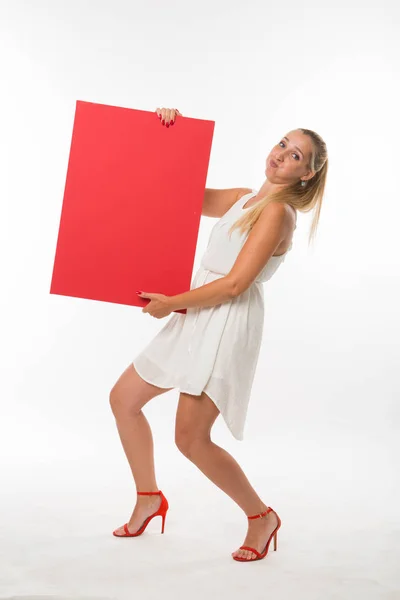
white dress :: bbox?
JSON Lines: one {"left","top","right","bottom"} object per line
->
{"left": 133, "top": 190, "right": 294, "bottom": 440}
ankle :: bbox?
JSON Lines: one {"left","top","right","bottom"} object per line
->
{"left": 136, "top": 491, "right": 161, "bottom": 503}
{"left": 246, "top": 503, "right": 269, "bottom": 519}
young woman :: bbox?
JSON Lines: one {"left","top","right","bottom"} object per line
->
{"left": 110, "top": 107, "right": 328, "bottom": 562}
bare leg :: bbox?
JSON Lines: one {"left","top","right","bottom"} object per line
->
{"left": 175, "top": 391, "right": 279, "bottom": 560}
{"left": 110, "top": 363, "right": 173, "bottom": 535}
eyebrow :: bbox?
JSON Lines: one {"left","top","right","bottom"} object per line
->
{"left": 283, "top": 136, "right": 304, "bottom": 158}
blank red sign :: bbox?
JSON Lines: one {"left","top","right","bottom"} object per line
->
{"left": 50, "top": 100, "right": 215, "bottom": 314}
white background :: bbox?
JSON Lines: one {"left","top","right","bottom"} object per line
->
{"left": 0, "top": 1, "right": 399, "bottom": 598}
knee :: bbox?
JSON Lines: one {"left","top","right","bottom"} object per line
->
{"left": 175, "top": 427, "right": 204, "bottom": 459}
{"left": 109, "top": 385, "right": 122, "bottom": 414}
{"left": 109, "top": 385, "right": 141, "bottom": 416}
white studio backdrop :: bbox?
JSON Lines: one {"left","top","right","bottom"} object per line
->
{"left": 0, "top": 1, "right": 399, "bottom": 599}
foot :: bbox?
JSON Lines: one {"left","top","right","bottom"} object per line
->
{"left": 113, "top": 493, "right": 162, "bottom": 536}
{"left": 231, "top": 505, "right": 279, "bottom": 560}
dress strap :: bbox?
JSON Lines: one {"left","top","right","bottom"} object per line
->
{"left": 240, "top": 191, "right": 257, "bottom": 210}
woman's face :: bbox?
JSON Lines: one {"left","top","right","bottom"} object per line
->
{"left": 265, "top": 130, "right": 315, "bottom": 185}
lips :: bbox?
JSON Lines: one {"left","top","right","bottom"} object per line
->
{"left": 269, "top": 159, "right": 278, "bottom": 168}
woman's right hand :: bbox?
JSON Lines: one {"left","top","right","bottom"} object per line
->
{"left": 155, "top": 107, "right": 183, "bottom": 128}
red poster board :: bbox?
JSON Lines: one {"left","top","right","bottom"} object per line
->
{"left": 50, "top": 100, "right": 215, "bottom": 314}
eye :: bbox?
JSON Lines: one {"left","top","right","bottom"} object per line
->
{"left": 279, "top": 141, "right": 300, "bottom": 160}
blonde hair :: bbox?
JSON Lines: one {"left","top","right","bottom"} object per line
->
{"left": 228, "top": 128, "right": 328, "bottom": 245}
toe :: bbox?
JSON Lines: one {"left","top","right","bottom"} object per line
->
{"left": 114, "top": 524, "right": 128, "bottom": 536}
{"left": 233, "top": 548, "right": 258, "bottom": 560}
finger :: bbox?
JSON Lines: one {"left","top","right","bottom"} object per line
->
{"left": 165, "top": 108, "right": 171, "bottom": 127}
{"left": 171, "top": 108, "right": 179, "bottom": 125}
{"left": 156, "top": 107, "right": 162, "bottom": 120}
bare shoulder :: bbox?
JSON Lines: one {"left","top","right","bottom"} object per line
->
{"left": 202, "top": 187, "right": 253, "bottom": 218}
{"left": 256, "top": 201, "right": 288, "bottom": 230}
{"left": 236, "top": 187, "right": 254, "bottom": 202}
{"left": 260, "top": 201, "right": 296, "bottom": 225}
{"left": 258, "top": 201, "right": 296, "bottom": 255}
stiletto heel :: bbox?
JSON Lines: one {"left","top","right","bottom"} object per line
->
{"left": 232, "top": 506, "right": 281, "bottom": 562}
{"left": 113, "top": 490, "right": 169, "bottom": 538}
{"left": 161, "top": 512, "right": 166, "bottom": 534}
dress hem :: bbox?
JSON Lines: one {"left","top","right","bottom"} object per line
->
{"left": 132, "top": 360, "right": 176, "bottom": 391}
{"left": 132, "top": 360, "right": 244, "bottom": 442}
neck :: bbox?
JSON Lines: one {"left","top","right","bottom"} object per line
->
{"left": 255, "top": 179, "right": 290, "bottom": 200}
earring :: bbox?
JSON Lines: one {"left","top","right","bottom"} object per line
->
{"left": 301, "top": 180, "right": 306, "bottom": 187}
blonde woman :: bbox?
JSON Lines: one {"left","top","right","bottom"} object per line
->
{"left": 110, "top": 107, "right": 328, "bottom": 562}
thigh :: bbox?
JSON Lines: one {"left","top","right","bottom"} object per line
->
{"left": 110, "top": 363, "right": 174, "bottom": 414}
{"left": 175, "top": 391, "right": 220, "bottom": 443}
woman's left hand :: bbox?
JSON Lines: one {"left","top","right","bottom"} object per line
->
{"left": 137, "top": 291, "right": 174, "bottom": 319}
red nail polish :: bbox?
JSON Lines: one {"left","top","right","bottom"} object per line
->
{"left": 170, "top": 120, "right": 174, "bottom": 126}
{"left": 162, "top": 119, "right": 165, "bottom": 125}
{"left": 166, "top": 123, "right": 169, "bottom": 128}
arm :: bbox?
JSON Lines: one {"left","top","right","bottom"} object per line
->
{"left": 169, "top": 277, "right": 236, "bottom": 311}
{"left": 168, "top": 203, "right": 288, "bottom": 311}
{"left": 227, "top": 202, "right": 287, "bottom": 296}
{"left": 202, "top": 187, "right": 252, "bottom": 218}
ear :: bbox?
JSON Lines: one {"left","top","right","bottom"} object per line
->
{"left": 304, "top": 169, "right": 316, "bottom": 181}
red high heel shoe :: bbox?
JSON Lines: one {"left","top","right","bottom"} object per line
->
{"left": 232, "top": 506, "right": 281, "bottom": 562}
{"left": 112, "top": 490, "right": 169, "bottom": 537}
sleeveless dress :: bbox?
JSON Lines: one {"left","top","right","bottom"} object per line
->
{"left": 133, "top": 190, "right": 295, "bottom": 440}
